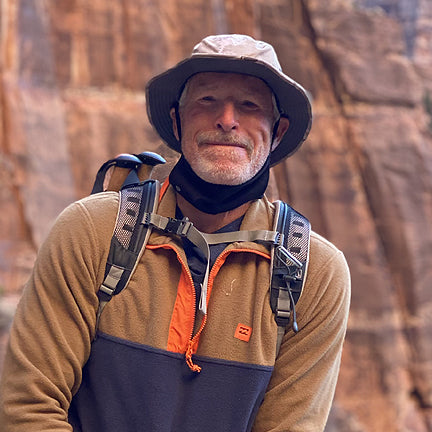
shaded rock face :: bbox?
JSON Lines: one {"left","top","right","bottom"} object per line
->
{"left": 1, "top": 0, "right": 431, "bottom": 430}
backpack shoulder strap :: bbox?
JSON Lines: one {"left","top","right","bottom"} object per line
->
{"left": 94, "top": 179, "right": 160, "bottom": 335}
{"left": 271, "top": 200, "right": 311, "bottom": 356}
{"left": 90, "top": 151, "right": 165, "bottom": 336}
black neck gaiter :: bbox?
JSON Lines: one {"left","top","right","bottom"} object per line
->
{"left": 169, "top": 155, "right": 270, "bottom": 214}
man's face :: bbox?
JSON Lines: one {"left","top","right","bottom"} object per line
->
{"left": 173, "top": 72, "right": 286, "bottom": 185}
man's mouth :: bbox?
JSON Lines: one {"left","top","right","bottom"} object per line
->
{"left": 197, "top": 132, "right": 252, "bottom": 152}
{"left": 203, "top": 141, "right": 246, "bottom": 148}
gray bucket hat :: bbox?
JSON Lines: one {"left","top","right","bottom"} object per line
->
{"left": 146, "top": 34, "right": 312, "bottom": 166}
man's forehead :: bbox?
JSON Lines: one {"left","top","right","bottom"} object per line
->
{"left": 187, "top": 72, "right": 272, "bottom": 96}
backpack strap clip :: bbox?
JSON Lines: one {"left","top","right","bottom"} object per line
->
{"left": 271, "top": 201, "right": 310, "bottom": 356}
{"left": 143, "top": 213, "right": 193, "bottom": 238}
{"left": 162, "top": 217, "right": 193, "bottom": 237}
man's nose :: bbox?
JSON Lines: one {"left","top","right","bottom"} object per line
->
{"left": 215, "top": 102, "right": 239, "bottom": 132}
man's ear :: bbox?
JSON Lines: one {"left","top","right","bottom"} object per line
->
{"left": 170, "top": 107, "right": 180, "bottom": 141}
{"left": 271, "top": 117, "right": 290, "bottom": 151}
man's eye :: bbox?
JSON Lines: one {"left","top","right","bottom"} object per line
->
{"left": 241, "top": 100, "right": 259, "bottom": 109}
{"left": 199, "top": 96, "right": 216, "bottom": 102}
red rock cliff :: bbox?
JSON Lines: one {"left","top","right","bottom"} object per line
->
{"left": 1, "top": 1, "right": 431, "bottom": 431}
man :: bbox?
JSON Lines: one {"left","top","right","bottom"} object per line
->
{"left": 0, "top": 34, "right": 350, "bottom": 431}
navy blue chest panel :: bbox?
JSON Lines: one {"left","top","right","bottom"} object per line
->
{"left": 69, "top": 333, "right": 273, "bottom": 432}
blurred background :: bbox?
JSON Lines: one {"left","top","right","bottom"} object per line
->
{"left": 0, "top": 0, "right": 431, "bottom": 430}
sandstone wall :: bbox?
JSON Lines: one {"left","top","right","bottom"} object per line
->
{"left": 1, "top": 0, "right": 431, "bottom": 430}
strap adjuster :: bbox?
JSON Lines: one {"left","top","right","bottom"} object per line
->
{"left": 142, "top": 213, "right": 192, "bottom": 237}
{"left": 275, "top": 244, "right": 303, "bottom": 269}
{"left": 164, "top": 217, "right": 192, "bottom": 237}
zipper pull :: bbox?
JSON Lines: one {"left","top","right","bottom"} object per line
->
{"left": 185, "top": 340, "right": 202, "bottom": 373}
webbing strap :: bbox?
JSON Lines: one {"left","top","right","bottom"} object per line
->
{"left": 276, "top": 326, "right": 286, "bottom": 358}
{"left": 144, "top": 213, "right": 279, "bottom": 246}
{"left": 202, "top": 230, "right": 279, "bottom": 245}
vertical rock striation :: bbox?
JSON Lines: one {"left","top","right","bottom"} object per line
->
{"left": 0, "top": 0, "right": 431, "bottom": 430}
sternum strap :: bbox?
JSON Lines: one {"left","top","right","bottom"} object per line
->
{"left": 143, "top": 212, "right": 280, "bottom": 315}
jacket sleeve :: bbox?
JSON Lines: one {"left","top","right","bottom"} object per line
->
{"left": 252, "top": 234, "right": 351, "bottom": 432}
{"left": 0, "top": 193, "right": 118, "bottom": 432}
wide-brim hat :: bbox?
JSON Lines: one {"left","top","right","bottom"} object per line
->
{"left": 146, "top": 34, "right": 312, "bottom": 166}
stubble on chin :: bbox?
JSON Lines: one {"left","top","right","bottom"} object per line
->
{"left": 186, "top": 149, "right": 266, "bottom": 185}
{"left": 190, "top": 159, "right": 245, "bottom": 185}
{"left": 183, "top": 131, "right": 269, "bottom": 185}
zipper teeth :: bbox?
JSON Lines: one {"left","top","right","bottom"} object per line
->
{"left": 190, "top": 247, "right": 271, "bottom": 344}
{"left": 188, "top": 248, "right": 243, "bottom": 344}
{"left": 146, "top": 243, "right": 196, "bottom": 341}
{"left": 174, "top": 251, "right": 197, "bottom": 341}
{"left": 147, "top": 244, "right": 270, "bottom": 342}
{"left": 186, "top": 249, "right": 231, "bottom": 354}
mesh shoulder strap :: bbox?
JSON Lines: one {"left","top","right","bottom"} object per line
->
{"left": 94, "top": 180, "right": 160, "bottom": 334}
{"left": 271, "top": 200, "right": 311, "bottom": 355}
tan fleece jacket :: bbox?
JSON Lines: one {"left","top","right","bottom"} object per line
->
{"left": 0, "top": 186, "right": 350, "bottom": 431}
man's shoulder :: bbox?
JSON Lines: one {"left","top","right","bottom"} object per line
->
{"left": 309, "top": 229, "right": 350, "bottom": 279}
{"left": 61, "top": 191, "right": 120, "bottom": 221}
{"left": 77, "top": 190, "right": 120, "bottom": 210}
{"left": 310, "top": 230, "right": 342, "bottom": 256}
{"left": 49, "top": 191, "right": 120, "bottom": 242}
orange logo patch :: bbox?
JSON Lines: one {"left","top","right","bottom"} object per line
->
{"left": 234, "top": 323, "right": 252, "bottom": 342}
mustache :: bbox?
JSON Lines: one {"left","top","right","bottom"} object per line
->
{"left": 196, "top": 131, "right": 253, "bottom": 151}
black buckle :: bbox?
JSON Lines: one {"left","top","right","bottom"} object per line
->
{"left": 164, "top": 217, "right": 192, "bottom": 237}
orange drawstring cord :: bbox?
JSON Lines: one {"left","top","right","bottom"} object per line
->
{"left": 185, "top": 340, "right": 202, "bottom": 373}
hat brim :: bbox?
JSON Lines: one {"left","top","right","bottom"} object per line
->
{"left": 146, "top": 55, "right": 312, "bottom": 166}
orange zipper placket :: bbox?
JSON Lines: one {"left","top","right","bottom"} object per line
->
{"left": 146, "top": 243, "right": 197, "bottom": 354}
{"left": 185, "top": 247, "right": 271, "bottom": 373}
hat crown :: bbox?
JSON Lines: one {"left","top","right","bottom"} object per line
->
{"left": 192, "top": 34, "right": 282, "bottom": 72}
{"left": 146, "top": 34, "right": 312, "bottom": 166}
